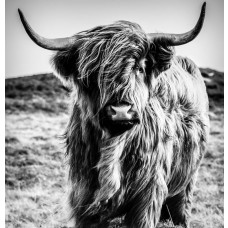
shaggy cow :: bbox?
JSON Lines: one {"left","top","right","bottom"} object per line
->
{"left": 19, "top": 3, "right": 209, "bottom": 228}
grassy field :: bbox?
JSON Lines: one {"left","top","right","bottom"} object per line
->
{"left": 5, "top": 69, "right": 224, "bottom": 228}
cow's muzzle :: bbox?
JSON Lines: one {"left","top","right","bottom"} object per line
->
{"left": 100, "top": 102, "right": 140, "bottom": 136}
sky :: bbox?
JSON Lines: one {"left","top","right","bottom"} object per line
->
{"left": 5, "top": 0, "right": 224, "bottom": 78}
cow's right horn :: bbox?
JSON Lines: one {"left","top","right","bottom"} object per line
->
{"left": 18, "top": 9, "right": 77, "bottom": 51}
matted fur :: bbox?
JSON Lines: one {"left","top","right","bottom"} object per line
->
{"left": 51, "top": 21, "right": 209, "bottom": 228}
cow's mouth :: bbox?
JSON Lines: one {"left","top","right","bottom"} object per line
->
{"left": 102, "top": 118, "right": 140, "bottom": 136}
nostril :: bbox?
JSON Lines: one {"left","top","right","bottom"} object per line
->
{"left": 106, "top": 105, "right": 116, "bottom": 115}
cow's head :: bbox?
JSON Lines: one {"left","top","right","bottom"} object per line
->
{"left": 18, "top": 3, "right": 206, "bottom": 136}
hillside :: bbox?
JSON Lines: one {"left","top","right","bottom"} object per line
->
{"left": 5, "top": 68, "right": 224, "bottom": 113}
{"left": 5, "top": 73, "right": 69, "bottom": 114}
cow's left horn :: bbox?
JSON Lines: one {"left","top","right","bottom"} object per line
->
{"left": 148, "top": 2, "right": 206, "bottom": 46}
{"left": 18, "top": 9, "right": 77, "bottom": 51}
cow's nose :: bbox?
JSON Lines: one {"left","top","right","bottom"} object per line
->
{"left": 101, "top": 104, "right": 140, "bottom": 135}
{"left": 110, "top": 105, "right": 132, "bottom": 121}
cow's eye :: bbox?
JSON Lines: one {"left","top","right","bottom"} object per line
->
{"left": 138, "top": 67, "right": 144, "bottom": 73}
{"left": 135, "top": 66, "right": 144, "bottom": 74}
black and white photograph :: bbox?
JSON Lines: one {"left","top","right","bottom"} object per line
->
{"left": 5, "top": 0, "right": 224, "bottom": 227}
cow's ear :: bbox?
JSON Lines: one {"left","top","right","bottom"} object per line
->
{"left": 150, "top": 44, "right": 174, "bottom": 73}
{"left": 51, "top": 50, "right": 78, "bottom": 86}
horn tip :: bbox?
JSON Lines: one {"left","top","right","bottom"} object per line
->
{"left": 200, "top": 2, "right": 206, "bottom": 21}
{"left": 202, "top": 2, "right": 206, "bottom": 11}
{"left": 18, "top": 8, "right": 24, "bottom": 20}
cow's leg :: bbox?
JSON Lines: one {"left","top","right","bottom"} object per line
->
{"left": 160, "top": 175, "right": 197, "bottom": 228}
{"left": 124, "top": 180, "right": 167, "bottom": 228}
{"left": 69, "top": 183, "right": 110, "bottom": 228}
{"left": 73, "top": 208, "right": 110, "bottom": 228}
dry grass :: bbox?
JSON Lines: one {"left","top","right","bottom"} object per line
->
{"left": 5, "top": 113, "right": 70, "bottom": 228}
{"left": 5, "top": 71, "right": 223, "bottom": 228}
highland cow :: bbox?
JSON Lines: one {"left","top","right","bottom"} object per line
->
{"left": 19, "top": 3, "right": 209, "bottom": 228}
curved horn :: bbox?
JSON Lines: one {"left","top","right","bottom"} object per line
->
{"left": 148, "top": 2, "right": 206, "bottom": 46}
{"left": 18, "top": 9, "right": 77, "bottom": 51}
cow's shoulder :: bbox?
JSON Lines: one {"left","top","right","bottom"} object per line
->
{"left": 175, "top": 56, "right": 200, "bottom": 77}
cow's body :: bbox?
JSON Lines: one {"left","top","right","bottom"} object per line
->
{"left": 18, "top": 3, "right": 209, "bottom": 228}
{"left": 64, "top": 54, "right": 209, "bottom": 228}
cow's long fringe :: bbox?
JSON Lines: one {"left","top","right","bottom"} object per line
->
{"left": 76, "top": 21, "right": 150, "bottom": 109}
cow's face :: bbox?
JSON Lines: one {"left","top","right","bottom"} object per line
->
{"left": 97, "top": 56, "right": 150, "bottom": 136}
{"left": 52, "top": 22, "right": 168, "bottom": 136}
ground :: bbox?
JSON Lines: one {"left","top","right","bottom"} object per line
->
{"left": 5, "top": 69, "right": 224, "bottom": 228}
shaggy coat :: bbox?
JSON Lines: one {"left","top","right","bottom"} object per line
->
{"left": 52, "top": 21, "right": 209, "bottom": 228}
